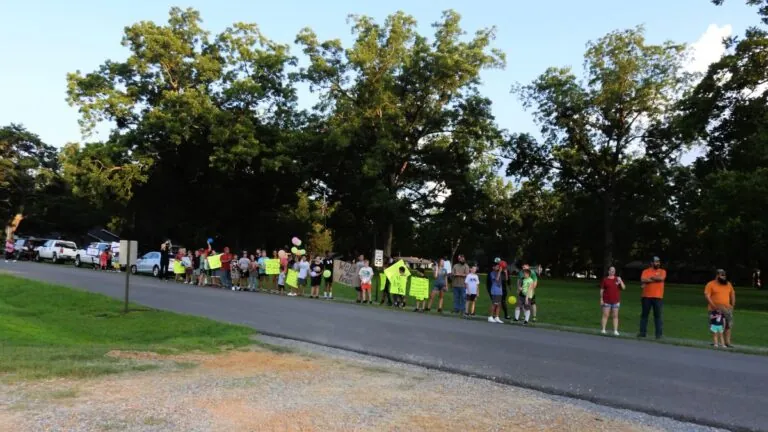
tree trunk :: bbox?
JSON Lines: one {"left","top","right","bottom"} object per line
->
{"left": 450, "top": 237, "right": 461, "bottom": 261}
{"left": 384, "top": 222, "right": 393, "bottom": 258}
{"left": 602, "top": 192, "right": 614, "bottom": 276}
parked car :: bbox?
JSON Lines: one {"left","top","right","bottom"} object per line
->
{"left": 35, "top": 240, "right": 78, "bottom": 263}
{"left": 12, "top": 237, "right": 48, "bottom": 261}
{"left": 74, "top": 242, "right": 113, "bottom": 268}
{"left": 130, "top": 251, "right": 176, "bottom": 277}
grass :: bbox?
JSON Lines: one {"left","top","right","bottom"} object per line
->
{"left": 0, "top": 274, "right": 254, "bottom": 380}
{"left": 308, "top": 274, "right": 768, "bottom": 349}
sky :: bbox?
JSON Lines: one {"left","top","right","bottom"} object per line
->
{"left": 0, "top": 0, "right": 759, "bottom": 152}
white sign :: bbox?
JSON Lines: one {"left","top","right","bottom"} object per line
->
{"left": 374, "top": 249, "right": 384, "bottom": 268}
{"left": 119, "top": 240, "right": 138, "bottom": 266}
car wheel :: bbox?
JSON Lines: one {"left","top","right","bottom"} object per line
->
{"left": 130, "top": 265, "right": 137, "bottom": 275}
{"left": 152, "top": 266, "right": 159, "bottom": 277}
{"left": 51, "top": 253, "right": 58, "bottom": 264}
{"left": 74, "top": 256, "right": 81, "bottom": 267}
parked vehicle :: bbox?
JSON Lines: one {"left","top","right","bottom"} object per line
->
{"left": 130, "top": 251, "right": 176, "bottom": 277}
{"left": 35, "top": 240, "right": 78, "bottom": 263}
{"left": 74, "top": 242, "right": 113, "bottom": 268}
{"left": 12, "top": 237, "right": 48, "bottom": 261}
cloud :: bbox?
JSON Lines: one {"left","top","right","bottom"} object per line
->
{"left": 684, "top": 24, "right": 733, "bottom": 74}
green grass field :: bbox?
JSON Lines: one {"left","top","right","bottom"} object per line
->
{"left": 0, "top": 274, "right": 254, "bottom": 380}
{"left": 315, "top": 274, "right": 768, "bottom": 348}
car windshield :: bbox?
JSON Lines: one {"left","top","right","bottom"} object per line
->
{"left": 58, "top": 242, "right": 77, "bottom": 249}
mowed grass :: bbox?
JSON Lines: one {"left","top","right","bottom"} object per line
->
{"left": 316, "top": 275, "right": 768, "bottom": 348}
{"left": 0, "top": 274, "right": 254, "bottom": 380}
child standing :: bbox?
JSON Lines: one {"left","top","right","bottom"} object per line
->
{"left": 393, "top": 266, "right": 408, "bottom": 308}
{"left": 310, "top": 259, "right": 323, "bottom": 298}
{"left": 277, "top": 268, "right": 287, "bottom": 295}
{"left": 516, "top": 268, "right": 535, "bottom": 325}
{"left": 230, "top": 254, "right": 241, "bottom": 291}
{"left": 297, "top": 256, "right": 310, "bottom": 297}
{"left": 488, "top": 264, "right": 504, "bottom": 323}
{"left": 183, "top": 250, "right": 193, "bottom": 284}
{"left": 99, "top": 249, "right": 109, "bottom": 271}
{"left": 359, "top": 259, "right": 374, "bottom": 304}
{"left": 710, "top": 310, "right": 725, "bottom": 348}
{"left": 464, "top": 266, "right": 480, "bottom": 318}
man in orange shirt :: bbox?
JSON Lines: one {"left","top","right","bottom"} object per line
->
{"left": 705, "top": 269, "right": 736, "bottom": 348}
{"left": 638, "top": 256, "right": 667, "bottom": 339}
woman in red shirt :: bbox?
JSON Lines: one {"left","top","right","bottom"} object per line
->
{"left": 600, "top": 266, "right": 626, "bottom": 336}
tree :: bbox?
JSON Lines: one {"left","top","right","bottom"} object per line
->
{"left": 505, "top": 27, "right": 691, "bottom": 273}
{"left": 66, "top": 7, "right": 303, "bottom": 248}
{"left": 296, "top": 10, "right": 505, "bottom": 256}
{"left": 0, "top": 124, "right": 58, "bottom": 240}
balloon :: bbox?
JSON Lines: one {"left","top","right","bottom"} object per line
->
{"left": 299, "top": 249, "right": 306, "bottom": 256}
{"left": 278, "top": 250, "right": 287, "bottom": 259}
{"left": 292, "top": 237, "right": 302, "bottom": 246}
{"left": 499, "top": 260, "right": 508, "bottom": 269}
{"left": 291, "top": 247, "right": 298, "bottom": 254}
{"left": 207, "top": 237, "right": 214, "bottom": 244}
{"left": 507, "top": 296, "right": 517, "bottom": 305}
{"left": 494, "top": 257, "right": 501, "bottom": 263}
{"left": 323, "top": 270, "right": 331, "bottom": 278}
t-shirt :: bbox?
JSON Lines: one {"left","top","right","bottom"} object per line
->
{"left": 518, "top": 270, "right": 538, "bottom": 282}
{"left": 489, "top": 271, "right": 502, "bottom": 296}
{"left": 710, "top": 310, "right": 724, "bottom": 326}
{"left": 280, "top": 256, "right": 288, "bottom": 272}
{"left": 238, "top": 257, "right": 250, "bottom": 271}
{"left": 600, "top": 277, "right": 622, "bottom": 304}
{"left": 704, "top": 280, "right": 734, "bottom": 311}
{"left": 521, "top": 277, "right": 534, "bottom": 298}
{"left": 257, "top": 257, "right": 267, "bottom": 274}
{"left": 323, "top": 257, "right": 334, "bottom": 275}
{"left": 310, "top": 266, "right": 322, "bottom": 285}
{"left": 641, "top": 268, "right": 666, "bottom": 298}
{"left": 434, "top": 267, "right": 448, "bottom": 287}
{"left": 452, "top": 263, "right": 470, "bottom": 288}
{"left": 355, "top": 261, "right": 365, "bottom": 286}
{"left": 359, "top": 266, "right": 374, "bottom": 283}
{"left": 277, "top": 271, "right": 286, "bottom": 286}
{"left": 465, "top": 273, "right": 480, "bottom": 295}
{"left": 221, "top": 253, "right": 233, "bottom": 271}
{"left": 298, "top": 261, "right": 310, "bottom": 279}
{"left": 182, "top": 256, "right": 192, "bottom": 268}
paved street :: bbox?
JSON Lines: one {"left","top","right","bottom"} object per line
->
{"left": 2, "top": 261, "right": 766, "bottom": 431}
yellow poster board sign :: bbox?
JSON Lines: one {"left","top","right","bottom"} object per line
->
{"left": 384, "top": 260, "right": 411, "bottom": 283}
{"left": 286, "top": 269, "right": 299, "bottom": 288}
{"left": 208, "top": 254, "right": 222, "bottom": 270}
{"left": 409, "top": 277, "right": 429, "bottom": 300}
{"left": 173, "top": 261, "right": 185, "bottom": 275}
{"left": 265, "top": 259, "right": 280, "bottom": 275}
{"left": 391, "top": 275, "right": 408, "bottom": 296}
{"left": 378, "top": 273, "right": 387, "bottom": 291}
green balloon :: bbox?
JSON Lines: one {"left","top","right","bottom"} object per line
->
{"left": 323, "top": 270, "right": 331, "bottom": 278}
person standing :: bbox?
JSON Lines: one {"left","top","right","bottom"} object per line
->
{"left": 322, "top": 251, "right": 334, "bottom": 299}
{"left": 600, "top": 266, "right": 626, "bottom": 335}
{"left": 705, "top": 269, "right": 736, "bottom": 348}
{"left": 379, "top": 256, "right": 394, "bottom": 306}
{"left": 427, "top": 258, "right": 448, "bottom": 313}
{"left": 638, "top": 256, "right": 667, "bottom": 339}
{"left": 355, "top": 254, "right": 365, "bottom": 303}
{"left": 451, "top": 255, "right": 470, "bottom": 314}
{"left": 753, "top": 269, "right": 762, "bottom": 290}
{"left": 464, "top": 265, "right": 480, "bottom": 318}
{"left": 220, "top": 247, "right": 233, "bottom": 289}
{"left": 514, "top": 264, "right": 537, "bottom": 322}
{"left": 358, "top": 259, "right": 374, "bottom": 304}
{"left": 158, "top": 240, "right": 171, "bottom": 281}
{"left": 487, "top": 264, "right": 504, "bottom": 323}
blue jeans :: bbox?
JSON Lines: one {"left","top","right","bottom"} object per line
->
{"left": 453, "top": 287, "right": 466, "bottom": 312}
{"left": 221, "top": 269, "right": 232, "bottom": 288}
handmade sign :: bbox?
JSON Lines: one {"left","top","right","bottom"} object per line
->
{"left": 173, "top": 261, "right": 185, "bottom": 275}
{"left": 265, "top": 259, "right": 280, "bottom": 275}
{"left": 333, "top": 260, "right": 360, "bottom": 287}
{"left": 286, "top": 269, "right": 299, "bottom": 288}
{"left": 208, "top": 254, "right": 222, "bottom": 270}
{"left": 409, "top": 277, "right": 429, "bottom": 300}
{"left": 378, "top": 273, "right": 387, "bottom": 291}
{"left": 383, "top": 259, "right": 411, "bottom": 283}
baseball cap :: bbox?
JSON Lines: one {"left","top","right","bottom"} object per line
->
{"left": 652, "top": 256, "right": 660, "bottom": 262}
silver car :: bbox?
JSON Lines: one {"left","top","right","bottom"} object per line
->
{"left": 130, "top": 251, "right": 176, "bottom": 277}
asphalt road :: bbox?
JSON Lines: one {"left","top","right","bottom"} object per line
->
{"left": 3, "top": 261, "right": 767, "bottom": 431}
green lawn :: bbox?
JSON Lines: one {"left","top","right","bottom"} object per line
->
{"left": 0, "top": 274, "right": 254, "bottom": 380}
{"left": 317, "top": 274, "right": 768, "bottom": 348}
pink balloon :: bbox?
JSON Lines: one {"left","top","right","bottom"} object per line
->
{"left": 292, "top": 237, "right": 302, "bottom": 246}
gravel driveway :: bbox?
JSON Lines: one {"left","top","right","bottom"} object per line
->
{"left": 0, "top": 337, "right": 726, "bottom": 432}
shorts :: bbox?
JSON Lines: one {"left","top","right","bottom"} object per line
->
{"left": 518, "top": 293, "right": 532, "bottom": 310}
{"left": 240, "top": 270, "right": 249, "bottom": 278}
{"left": 193, "top": 269, "right": 201, "bottom": 276}
{"left": 602, "top": 302, "right": 620, "bottom": 310}
{"left": 491, "top": 295, "right": 502, "bottom": 305}
{"left": 324, "top": 274, "right": 333, "bottom": 283}
{"left": 259, "top": 273, "right": 266, "bottom": 279}
{"left": 278, "top": 284, "right": 285, "bottom": 290}
{"left": 432, "top": 284, "right": 447, "bottom": 292}
{"left": 361, "top": 282, "right": 371, "bottom": 291}
{"left": 710, "top": 324, "right": 724, "bottom": 334}
{"left": 355, "top": 286, "right": 362, "bottom": 292}
{"left": 466, "top": 294, "right": 477, "bottom": 301}
{"left": 298, "top": 278, "right": 307, "bottom": 287}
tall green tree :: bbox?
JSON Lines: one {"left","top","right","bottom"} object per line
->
{"left": 66, "top": 7, "right": 303, "bottom": 248}
{"left": 505, "top": 27, "right": 691, "bottom": 273}
{"left": 296, "top": 10, "right": 505, "bottom": 256}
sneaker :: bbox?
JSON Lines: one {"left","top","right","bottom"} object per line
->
{"left": 713, "top": 344, "right": 720, "bottom": 348}
{"left": 413, "top": 308, "right": 419, "bottom": 312}
{"left": 494, "top": 317, "right": 504, "bottom": 324}
{"left": 522, "top": 321, "right": 529, "bottom": 326}
{"left": 425, "top": 308, "right": 431, "bottom": 312}
{"left": 513, "top": 318, "right": 520, "bottom": 323}
{"left": 725, "top": 344, "right": 734, "bottom": 349}
{"left": 613, "top": 331, "right": 620, "bottom": 336}
{"left": 488, "top": 317, "right": 495, "bottom": 323}
{"left": 231, "top": 287, "right": 236, "bottom": 291}
{"left": 601, "top": 329, "right": 607, "bottom": 335}
{"left": 504, "top": 316, "right": 511, "bottom": 320}
{"left": 437, "top": 309, "right": 443, "bottom": 314}
{"left": 532, "top": 317, "right": 537, "bottom": 322}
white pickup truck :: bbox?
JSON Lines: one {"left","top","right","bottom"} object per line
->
{"left": 74, "top": 242, "right": 119, "bottom": 268}
{"left": 35, "top": 240, "right": 78, "bottom": 263}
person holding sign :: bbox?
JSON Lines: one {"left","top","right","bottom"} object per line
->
{"left": 410, "top": 277, "right": 429, "bottom": 312}
{"left": 359, "top": 259, "right": 374, "bottom": 304}
{"left": 392, "top": 266, "right": 409, "bottom": 308}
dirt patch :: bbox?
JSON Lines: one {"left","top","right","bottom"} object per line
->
{"left": 0, "top": 345, "right": 699, "bottom": 432}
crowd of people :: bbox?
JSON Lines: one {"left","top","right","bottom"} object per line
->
{"left": 3, "top": 235, "right": 740, "bottom": 348}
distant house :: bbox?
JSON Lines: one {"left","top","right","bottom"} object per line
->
{"left": 395, "top": 256, "right": 434, "bottom": 271}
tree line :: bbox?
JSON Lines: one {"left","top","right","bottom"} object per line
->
{"left": 2, "top": 0, "right": 766, "bottom": 283}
